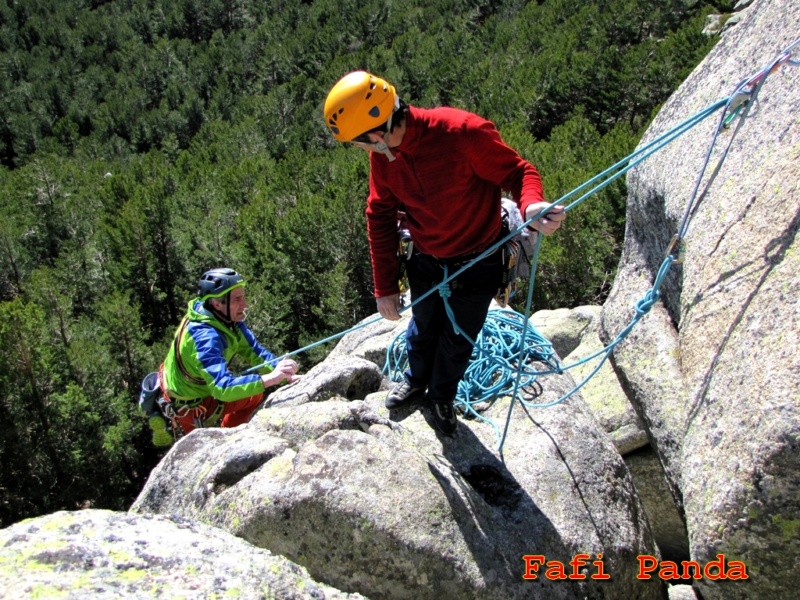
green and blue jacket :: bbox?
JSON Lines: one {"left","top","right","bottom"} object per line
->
{"left": 162, "top": 299, "right": 276, "bottom": 403}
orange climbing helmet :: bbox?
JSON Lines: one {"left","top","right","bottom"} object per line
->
{"left": 324, "top": 71, "right": 398, "bottom": 142}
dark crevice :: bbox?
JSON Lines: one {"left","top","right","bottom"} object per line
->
{"left": 461, "top": 464, "right": 524, "bottom": 512}
{"left": 211, "top": 452, "right": 277, "bottom": 495}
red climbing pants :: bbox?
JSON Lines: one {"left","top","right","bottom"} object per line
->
{"left": 175, "top": 393, "right": 264, "bottom": 435}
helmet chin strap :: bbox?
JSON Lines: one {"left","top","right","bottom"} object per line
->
{"left": 224, "top": 294, "right": 232, "bottom": 322}
{"left": 207, "top": 295, "right": 234, "bottom": 325}
{"left": 373, "top": 140, "right": 396, "bottom": 162}
{"left": 367, "top": 100, "right": 399, "bottom": 161}
{"left": 377, "top": 103, "right": 398, "bottom": 162}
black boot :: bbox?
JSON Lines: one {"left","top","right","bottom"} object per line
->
{"left": 386, "top": 380, "right": 425, "bottom": 409}
{"left": 431, "top": 401, "right": 457, "bottom": 436}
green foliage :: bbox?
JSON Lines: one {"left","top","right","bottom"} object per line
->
{"left": 522, "top": 114, "right": 637, "bottom": 309}
{"left": 0, "top": 0, "right": 719, "bottom": 525}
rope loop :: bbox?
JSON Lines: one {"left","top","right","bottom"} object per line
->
{"left": 635, "top": 289, "right": 661, "bottom": 317}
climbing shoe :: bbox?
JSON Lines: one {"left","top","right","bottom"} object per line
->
{"left": 149, "top": 415, "right": 173, "bottom": 447}
{"left": 431, "top": 401, "right": 457, "bottom": 436}
{"left": 385, "top": 380, "right": 425, "bottom": 409}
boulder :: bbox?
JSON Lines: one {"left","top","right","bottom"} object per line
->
{"left": 600, "top": 2, "right": 800, "bottom": 599}
{"left": 668, "top": 585, "right": 702, "bottom": 600}
{"left": 530, "top": 306, "right": 595, "bottom": 359}
{"left": 702, "top": 14, "right": 724, "bottom": 37}
{"left": 327, "top": 312, "right": 411, "bottom": 367}
{"left": 267, "top": 354, "right": 384, "bottom": 407}
{"left": 132, "top": 361, "right": 663, "bottom": 600}
{"left": 0, "top": 509, "right": 366, "bottom": 599}
{"left": 537, "top": 305, "right": 649, "bottom": 455}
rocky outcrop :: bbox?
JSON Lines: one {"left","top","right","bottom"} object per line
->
{"left": 532, "top": 307, "right": 684, "bottom": 572}
{"left": 326, "top": 313, "right": 411, "bottom": 366}
{"left": 532, "top": 306, "right": 649, "bottom": 455}
{"left": 0, "top": 509, "right": 367, "bottom": 599}
{"left": 131, "top": 347, "right": 663, "bottom": 600}
{"left": 601, "top": 2, "right": 800, "bottom": 599}
{"left": 702, "top": 0, "right": 755, "bottom": 36}
{"left": 266, "top": 354, "right": 385, "bottom": 407}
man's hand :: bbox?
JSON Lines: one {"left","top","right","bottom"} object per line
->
{"left": 261, "top": 358, "right": 301, "bottom": 388}
{"left": 525, "top": 202, "right": 566, "bottom": 235}
{"left": 376, "top": 294, "right": 401, "bottom": 321}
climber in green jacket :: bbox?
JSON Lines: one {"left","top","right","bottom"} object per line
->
{"left": 146, "top": 268, "right": 300, "bottom": 446}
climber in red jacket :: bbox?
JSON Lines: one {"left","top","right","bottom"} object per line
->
{"left": 323, "top": 71, "right": 565, "bottom": 436}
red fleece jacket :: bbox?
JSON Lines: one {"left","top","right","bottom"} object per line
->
{"left": 366, "top": 105, "right": 545, "bottom": 297}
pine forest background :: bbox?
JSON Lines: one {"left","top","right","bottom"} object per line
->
{"left": 0, "top": 0, "right": 724, "bottom": 527}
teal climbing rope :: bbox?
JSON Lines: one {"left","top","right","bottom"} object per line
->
{"left": 386, "top": 308, "right": 559, "bottom": 409}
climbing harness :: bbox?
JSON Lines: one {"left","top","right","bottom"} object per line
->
{"left": 149, "top": 363, "right": 225, "bottom": 442}
{"left": 496, "top": 239, "right": 522, "bottom": 307}
{"left": 395, "top": 203, "right": 531, "bottom": 308}
{"left": 137, "top": 324, "right": 227, "bottom": 446}
{"left": 245, "top": 39, "right": 800, "bottom": 453}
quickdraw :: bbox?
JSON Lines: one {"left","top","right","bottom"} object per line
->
{"left": 397, "top": 220, "right": 413, "bottom": 302}
{"left": 156, "top": 363, "right": 183, "bottom": 439}
{"left": 496, "top": 238, "right": 522, "bottom": 307}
